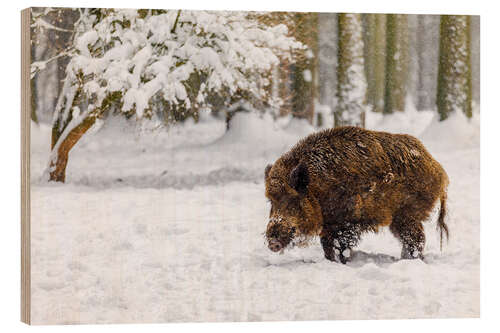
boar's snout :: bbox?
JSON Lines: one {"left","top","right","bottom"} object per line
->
{"left": 268, "top": 239, "right": 283, "bottom": 252}
{"left": 266, "top": 218, "right": 296, "bottom": 252}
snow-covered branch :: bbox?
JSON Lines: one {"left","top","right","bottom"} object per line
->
{"left": 30, "top": 47, "right": 74, "bottom": 79}
{"left": 61, "top": 9, "right": 303, "bottom": 120}
{"left": 31, "top": 17, "right": 74, "bottom": 33}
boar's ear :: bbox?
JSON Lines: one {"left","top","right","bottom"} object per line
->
{"left": 289, "top": 162, "right": 309, "bottom": 195}
{"left": 265, "top": 164, "right": 273, "bottom": 180}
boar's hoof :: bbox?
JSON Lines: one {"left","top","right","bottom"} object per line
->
{"left": 324, "top": 251, "right": 335, "bottom": 262}
{"left": 324, "top": 247, "right": 349, "bottom": 264}
{"left": 401, "top": 246, "right": 424, "bottom": 260}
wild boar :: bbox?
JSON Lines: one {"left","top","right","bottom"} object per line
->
{"left": 264, "top": 126, "right": 449, "bottom": 264}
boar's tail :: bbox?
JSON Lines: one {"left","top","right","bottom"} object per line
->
{"left": 437, "top": 191, "right": 449, "bottom": 251}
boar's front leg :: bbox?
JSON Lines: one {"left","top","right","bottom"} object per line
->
{"left": 321, "top": 224, "right": 360, "bottom": 264}
{"left": 320, "top": 234, "right": 344, "bottom": 263}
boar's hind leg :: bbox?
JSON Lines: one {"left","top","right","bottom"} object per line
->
{"left": 390, "top": 215, "right": 425, "bottom": 260}
{"left": 321, "top": 225, "right": 361, "bottom": 264}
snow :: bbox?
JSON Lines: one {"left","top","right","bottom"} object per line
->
{"left": 29, "top": 109, "right": 479, "bottom": 324}
{"left": 420, "top": 109, "right": 480, "bottom": 152}
{"left": 60, "top": 9, "right": 303, "bottom": 120}
{"left": 303, "top": 69, "right": 312, "bottom": 82}
{"left": 365, "top": 101, "right": 435, "bottom": 137}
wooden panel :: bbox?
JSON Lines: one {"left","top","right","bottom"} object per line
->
{"left": 21, "top": 7, "right": 31, "bottom": 325}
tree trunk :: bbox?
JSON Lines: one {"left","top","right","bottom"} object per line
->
{"left": 30, "top": 78, "right": 38, "bottom": 123}
{"left": 278, "top": 59, "right": 293, "bottom": 117}
{"left": 469, "top": 15, "right": 481, "bottom": 104}
{"left": 335, "top": 13, "right": 367, "bottom": 128}
{"left": 363, "top": 14, "right": 386, "bottom": 113}
{"left": 384, "top": 14, "right": 409, "bottom": 114}
{"left": 362, "top": 14, "right": 375, "bottom": 100}
{"left": 406, "top": 15, "right": 418, "bottom": 110}
{"left": 416, "top": 15, "right": 427, "bottom": 110}
{"left": 437, "top": 15, "right": 472, "bottom": 120}
{"left": 291, "top": 13, "right": 318, "bottom": 123}
{"left": 415, "top": 15, "right": 440, "bottom": 111}
{"left": 49, "top": 115, "right": 96, "bottom": 182}
{"left": 48, "top": 81, "right": 118, "bottom": 182}
{"left": 470, "top": 16, "right": 480, "bottom": 107}
{"left": 318, "top": 13, "right": 337, "bottom": 112}
{"left": 29, "top": 10, "right": 42, "bottom": 124}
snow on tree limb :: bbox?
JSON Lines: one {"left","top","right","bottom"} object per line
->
{"left": 41, "top": 8, "right": 303, "bottom": 182}
{"left": 30, "top": 48, "right": 73, "bottom": 79}
{"left": 31, "top": 17, "right": 74, "bottom": 33}
{"left": 59, "top": 9, "right": 303, "bottom": 120}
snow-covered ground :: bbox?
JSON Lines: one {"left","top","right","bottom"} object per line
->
{"left": 29, "top": 109, "right": 479, "bottom": 324}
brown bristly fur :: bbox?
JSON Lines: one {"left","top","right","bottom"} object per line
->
{"left": 264, "top": 126, "right": 449, "bottom": 263}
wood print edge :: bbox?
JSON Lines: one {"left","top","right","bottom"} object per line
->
{"left": 21, "top": 7, "right": 31, "bottom": 325}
